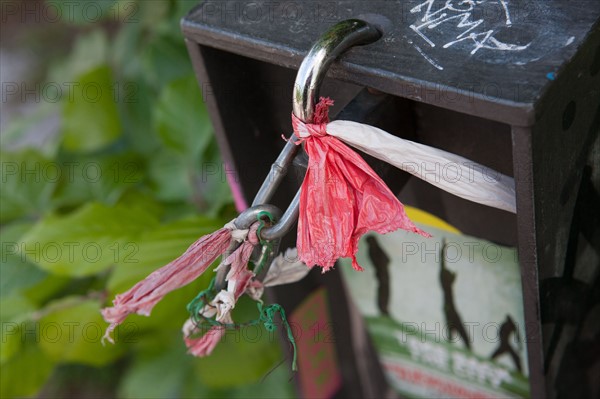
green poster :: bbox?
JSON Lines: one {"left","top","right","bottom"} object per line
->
{"left": 340, "top": 208, "right": 530, "bottom": 398}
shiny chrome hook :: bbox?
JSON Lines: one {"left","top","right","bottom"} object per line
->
{"left": 254, "top": 19, "right": 381, "bottom": 241}
{"left": 291, "top": 19, "right": 382, "bottom": 122}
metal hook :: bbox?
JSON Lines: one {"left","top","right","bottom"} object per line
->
{"left": 254, "top": 19, "right": 381, "bottom": 241}
{"left": 215, "top": 19, "right": 380, "bottom": 291}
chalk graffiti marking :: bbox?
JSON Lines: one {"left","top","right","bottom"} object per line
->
{"left": 408, "top": 0, "right": 532, "bottom": 70}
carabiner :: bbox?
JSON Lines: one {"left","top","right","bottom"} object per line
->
{"left": 214, "top": 203, "right": 282, "bottom": 291}
{"left": 254, "top": 18, "right": 381, "bottom": 241}
{"left": 233, "top": 204, "right": 282, "bottom": 230}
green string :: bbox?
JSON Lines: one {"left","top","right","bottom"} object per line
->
{"left": 187, "top": 282, "right": 298, "bottom": 371}
{"left": 255, "top": 211, "right": 274, "bottom": 246}
{"left": 187, "top": 278, "right": 243, "bottom": 329}
{"left": 258, "top": 303, "right": 298, "bottom": 371}
{"left": 186, "top": 277, "right": 216, "bottom": 324}
{"left": 254, "top": 211, "right": 275, "bottom": 276}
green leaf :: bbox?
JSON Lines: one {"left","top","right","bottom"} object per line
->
{"left": 1, "top": 222, "right": 47, "bottom": 298}
{"left": 173, "top": 1, "right": 201, "bottom": 23}
{"left": 35, "top": 363, "right": 121, "bottom": 399}
{"left": 111, "top": 21, "right": 144, "bottom": 79}
{"left": 51, "top": 152, "right": 145, "bottom": 209}
{"left": 37, "top": 297, "right": 126, "bottom": 366}
{"left": 147, "top": 139, "right": 233, "bottom": 213}
{"left": 151, "top": 75, "right": 229, "bottom": 210}
{"left": 48, "top": 30, "right": 109, "bottom": 82}
{"left": 20, "top": 202, "right": 160, "bottom": 277}
{"left": 117, "top": 189, "right": 165, "bottom": 219}
{"left": 0, "top": 321, "right": 22, "bottom": 364}
{"left": 195, "top": 139, "right": 233, "bottom": 217}
{"left": 0, "top": 295, "right": 36, "bottom": 324}
{"left": 0, "top": 295, "right": 36, "bottom": 364}
{"left": 62, "top": 65, "right": 122, "bottom": 152}
{"left": 0, "top": 102, "right": 61, "bottom": 157}
{"left": 147, "top": 148, "right": 193, "bottom": 202}
{"left": 181, "top": 364, "right": 296, "bottom": 399}
{"left": 49, "top": 0, "right": 119, "bottom": 25}
{"left": 160, "top": 201, "right": 199, "bottom": 222}
{"left": 117, "top": 343, "right": 191, "bottom": 399}
{"left": 22, "top": 274, "right": 72, "bottom": 307}
{"left": 154, "top": 75, "right": 212, "bottom": 160}
{"left": 119, "top": 80, "right": 162, "bottom": 156}
{"left": 0, "top": 150, "right": 59, "bottom": 223}
{"left": 138, "top": 0, "right": 171, "bottom": 28}
{"left": 1, "top": 223, "right": 71, "bottom": 307}
{"left": 227, "top": 366, "right": 297, "bottom": 399}
{"left": 0, "top": 341, "right": 55, "bottom": 399}
{"left": 141, "top": 36, "right": 192, "bottom": 90}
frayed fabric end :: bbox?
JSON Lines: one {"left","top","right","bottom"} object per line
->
{"left": 185, "top": 326, "right": 227, "bottom": 357}
{"left": 101, "top": 226, "right": 234, "bottom": 341}
{"left": 295, "top": 98, "right": 429, "bottom": 273}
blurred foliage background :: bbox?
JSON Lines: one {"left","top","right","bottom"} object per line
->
{"left": 1, "top": 1, "right": 295, "bottom": 397}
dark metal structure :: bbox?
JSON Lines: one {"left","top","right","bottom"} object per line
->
{"left": 182, "top": 1, "right": 600, "bottom": 397}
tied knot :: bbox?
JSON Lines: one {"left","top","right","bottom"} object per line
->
{"left": 246, "top": 223, "right": 260, "bottom": 246}
{"left": 289, "top": 97, "right": 334, "bottom": 142}
{"left": 292, "top": 114, "right": 328, "bottom": 139}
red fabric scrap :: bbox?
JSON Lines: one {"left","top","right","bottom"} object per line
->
{"left": 293, "top": 97, "right": 430, "bottom": 271}
{"left": 102, "top": 227, "right": 232, "bottom": 343}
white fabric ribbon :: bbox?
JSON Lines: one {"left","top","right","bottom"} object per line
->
{"left": 325, "top": 120, "right": 516, "bottom": 213}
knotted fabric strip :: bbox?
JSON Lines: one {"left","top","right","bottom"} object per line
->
{"left": 101, "top": 220, "right": 248, "bottom": 344}
{"left": 291, "top": 97, "right": 430, "bottom": 272}
{"left": 184, "top": 223, "right": 260, "bottom": 357}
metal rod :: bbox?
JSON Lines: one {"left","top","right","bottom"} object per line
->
{"left": 234, "top": 204, "right": 282, "bottom": 229}
{"left": 259, "top": 190, "right": 300, "bottom": 241}
{"left": 251, "top": 138, "right": 300, "bottom": 206}
{"left": 258, "top": 19, "right": 381, "bottom": 240}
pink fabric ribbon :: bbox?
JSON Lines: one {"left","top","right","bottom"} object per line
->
{"left": 101, "top": 225, "right": 234, "bottom": 343}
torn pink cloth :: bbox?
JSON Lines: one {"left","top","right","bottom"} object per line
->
{"left": 102, "top": 225, "right": 234, "bottom": 343}
{"left": 185, "top": 325, "right": 227, "bottom": 357}
{"left": 293, "top": 97, "right": 430, "bottom": 271}
{"left": 184, "top": 223, "right": 260, "bottom": 357}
